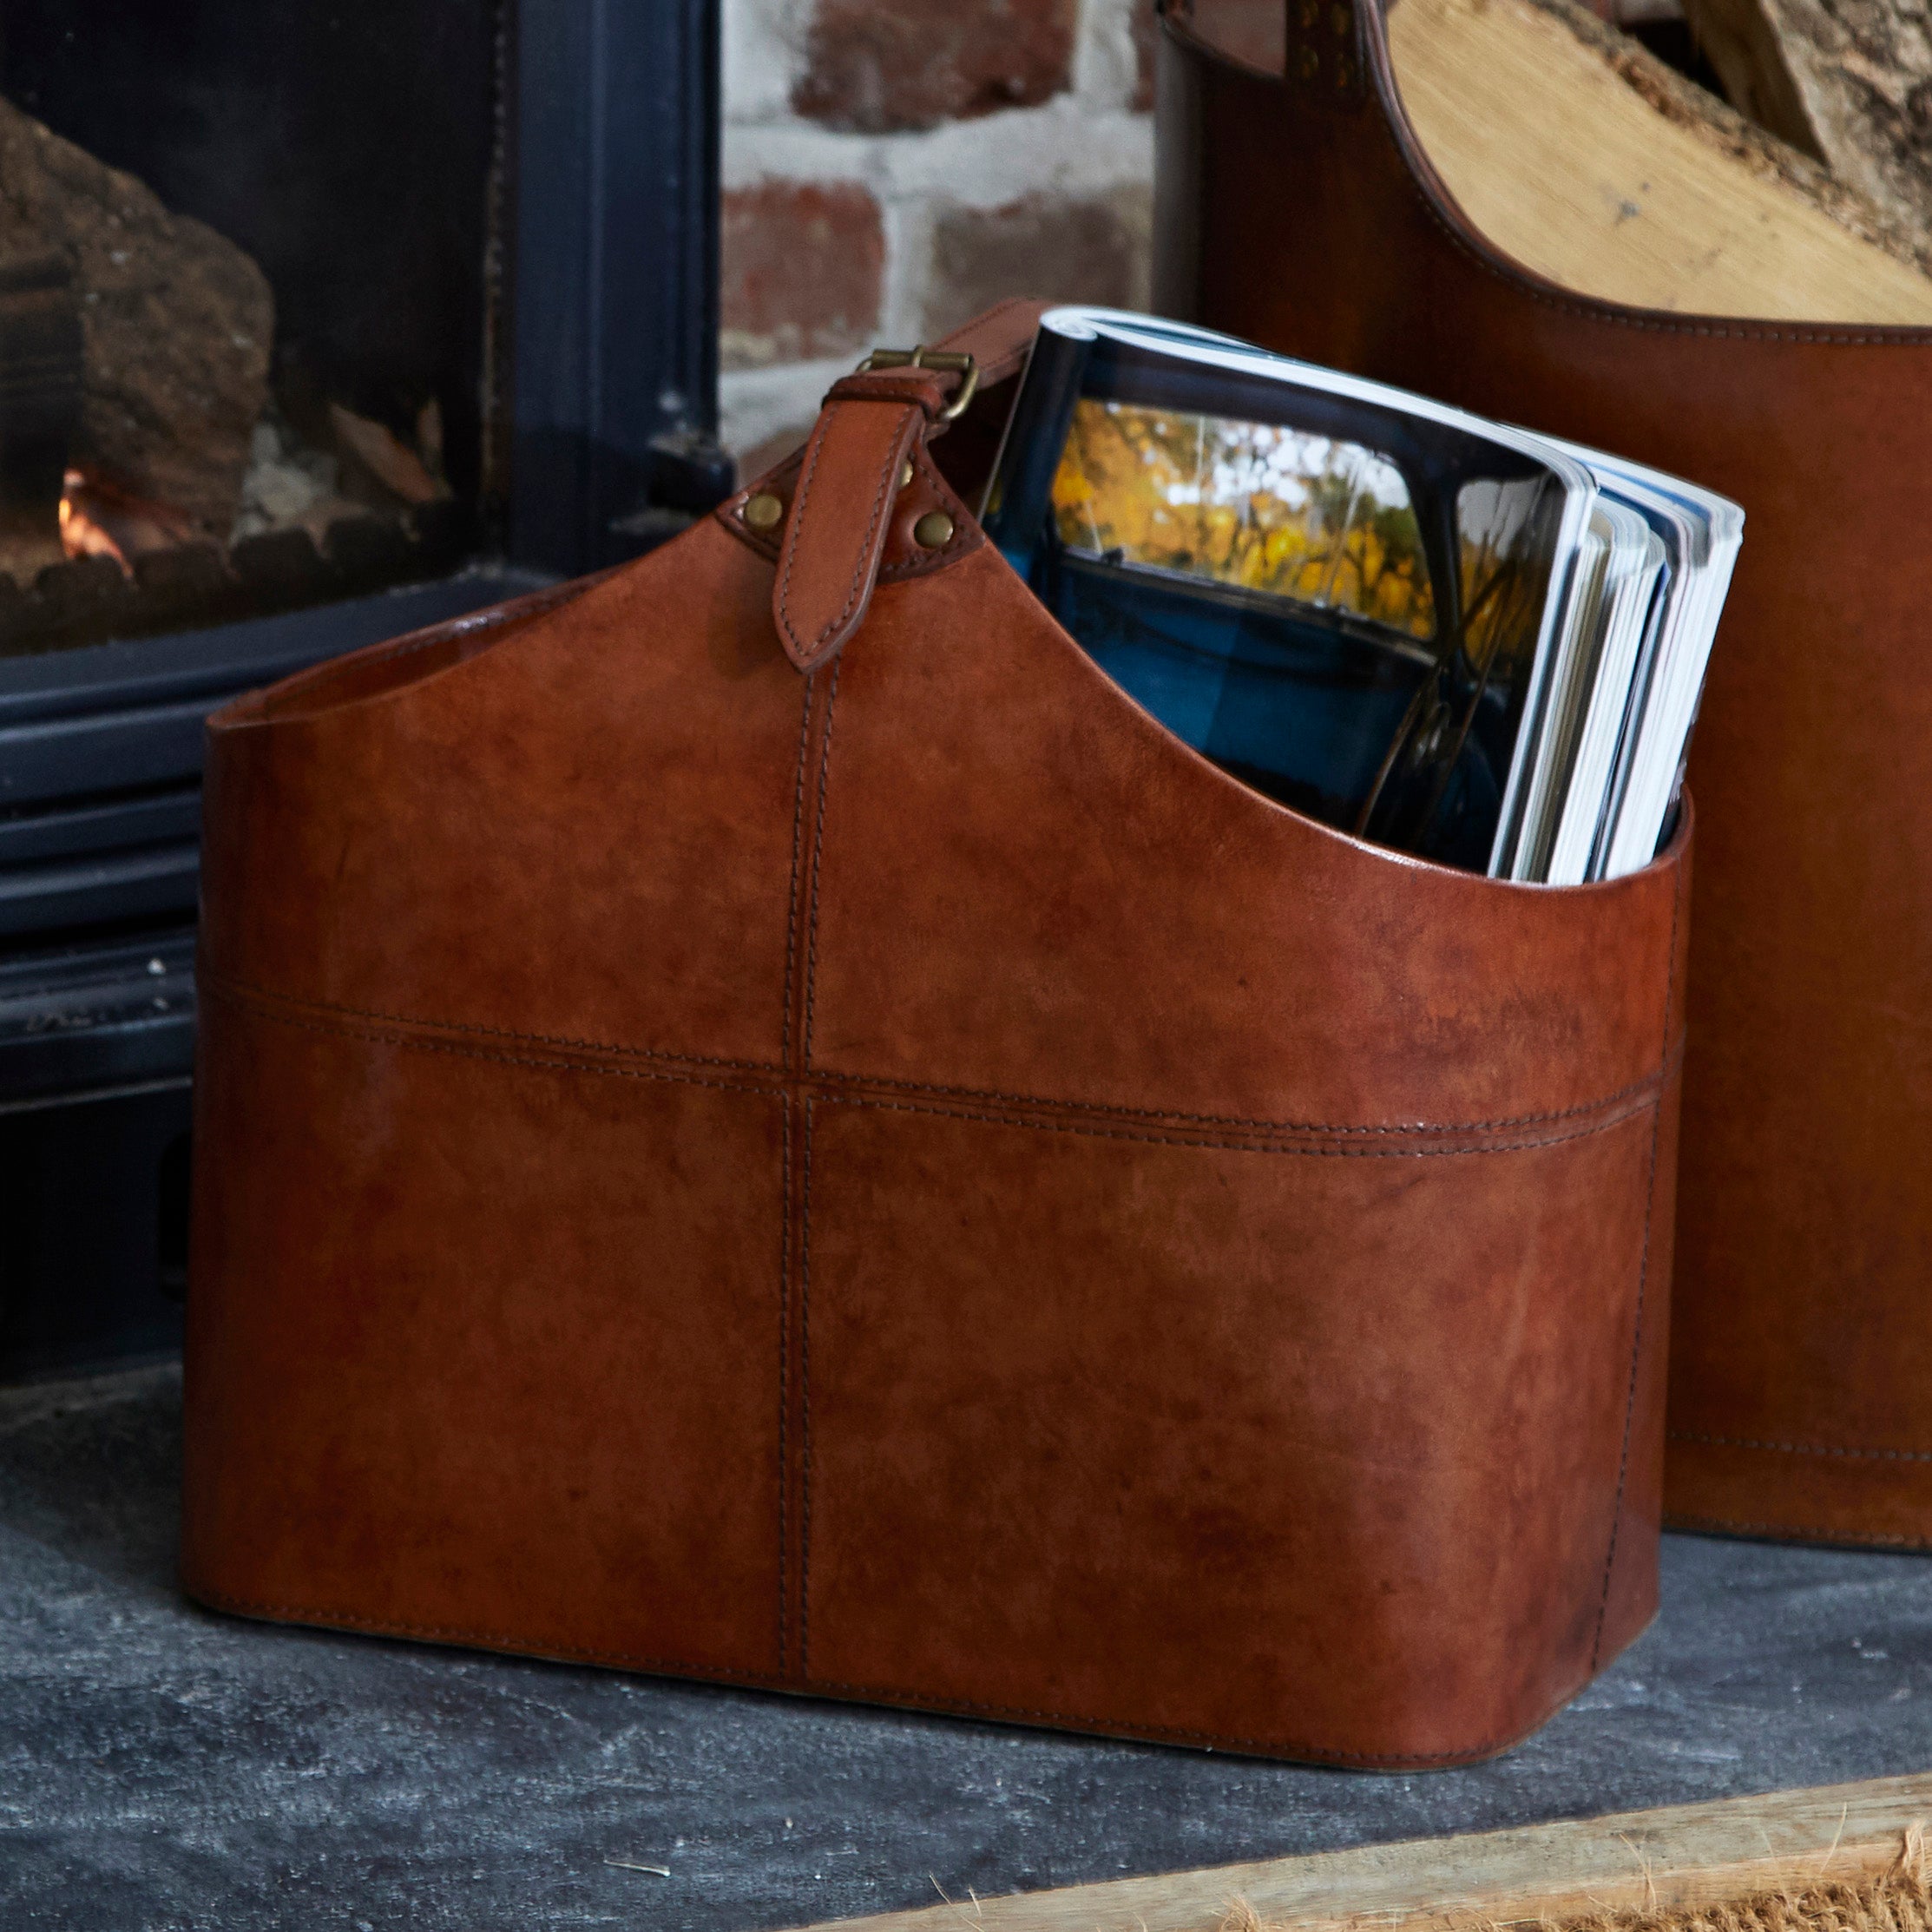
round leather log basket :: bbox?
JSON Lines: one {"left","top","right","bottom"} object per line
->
{"left": 181, "top": 323, "right": 1691, "bottom": 1764}
{"left": 1153, "top": 0, "right": 1932, "bottom": 1552}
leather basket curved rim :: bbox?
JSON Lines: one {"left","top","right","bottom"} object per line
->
{"left": 208, "top": 527, "right": 1692, "bottom": 902}
{"left": 1156, "top": 0, "right": 1932, "bottom": 346}
{"left": 980, "top": 534, "right": 1694, "bottom": 898}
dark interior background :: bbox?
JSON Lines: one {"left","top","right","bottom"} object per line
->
{"left": 0, "top": 0, "right": 503, "bottom": 522}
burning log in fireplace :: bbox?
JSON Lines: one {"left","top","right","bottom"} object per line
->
{"left": 58, "top": 468, "right": 199, "bottom": 569}
{"left": 0, "top": 249, "right": 81, "bottom": 582}
{"left": 0, "top": 93, "right": 270, "bottom": 542}
{"left": 0, "top": 95, "right": 469, "bottom": 655}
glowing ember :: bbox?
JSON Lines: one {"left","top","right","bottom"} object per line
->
{"left": 59, "top": 469, "right": 130, "bottom": 570}
{"left": 59, "top": 467, "right": 198, "bottom": 571}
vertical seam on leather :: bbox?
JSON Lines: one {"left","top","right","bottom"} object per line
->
{"left": 778, "top": 1090, "right": 790, "bottom": 1677}
{"left": 1591, "top": 862, "right": 1683, "bottom": 1666}
{"left": 794, "top": 660, "right": 835, "bottom": 1676}
{"left": 779, "top": 676, "right": 816, "bottom": 1676}
{"left": 787, "top": 665, "right": 837, "bottom": 1683}
{"left": 782, "top": 677, "right": 814, "bottom": 1069}
{"left": 802, "top": 659, "right": 842, "bottom": 1069}
{"left": 801, "top": 1094, "right": 816, "bottom": 1679}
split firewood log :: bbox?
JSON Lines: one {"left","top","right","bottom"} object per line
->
{"left": 1383, "top": 0, "right": 1932, "bottom": 319}
{"left": 1185, "top": 0, "right": 1932, "bottom": 320}
{"left": 1679, "top": 0, "right": 1932, "bottom": 257}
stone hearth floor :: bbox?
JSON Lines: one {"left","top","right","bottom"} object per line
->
{"left": 5, "top": 1364, "right": 1930, "bottom": 1930}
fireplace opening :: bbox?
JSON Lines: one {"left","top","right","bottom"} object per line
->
{"left": 0, "top": 0, "right": 504, "bottom": 655}
{"left": 0, "top": 1, "right": 724, "bottom": 1379}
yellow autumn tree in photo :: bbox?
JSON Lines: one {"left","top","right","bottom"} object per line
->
{"left": 1049, "top": 398, "right": 1436, "bottom": 640}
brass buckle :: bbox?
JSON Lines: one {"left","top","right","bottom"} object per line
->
{"left": 857, "top": 346, "right": 980, "bottom": 422}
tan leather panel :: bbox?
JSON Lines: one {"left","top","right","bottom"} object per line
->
{"left": 197, "top": 523, "right": 804, "bottom": 1070}
{"left": 805, "top": 543, "right": 1684, "bottom": 1129}
{"left": 182, "top": 989, "right": 788, "bottom": 1679}
{"left": 1157, "top": 1, "right": 1932, "bottom": 1547}
{"left": 1664, "top": 1433, "right": 1932, "bottom": 1547}
{"left": 798, "top": 1097, "right": 1666, "bottom": 1764}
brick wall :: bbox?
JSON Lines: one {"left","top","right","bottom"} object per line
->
{"left": 720, "top": 0, "right": 1157, "bottom": 473}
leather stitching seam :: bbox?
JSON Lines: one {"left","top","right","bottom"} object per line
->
{"left": 782, "top": 677, "right": 814, "bottom": 1068}
{"left": 802, "top": 661, "right": 840, "bottom": 1068}
{"left": 204, "top": 967, "right": 1680, "bottom": 1146}
{"left": 776, "top": 675, "right": 813, "bottom": 1679}
{"left": 718, "top": 450, "right": 805, "bottom": 555}
{"left": 776, "top": 408, "right": 907, "bottom": 663}
{"left": 778, "top": 1092, "right": 791, "bottom": 1676}
{"left": 1591, "top": 856, "right": 1682, "bottom": 1666}
{"left": 199, "top": 965, "right": 779, "bottom": 1076}
{"left": 797, "top": 660, "right": 838, "bottom": 1681}
{"left": 773, "top": 424, "right": 830, "bottom": 661}
{"left": 801, "top": 1097, "right": 816, "bottom": 1679}
{"left": 720, "top": 442, "right": 982, "bottom": 581}
{"left": 874, "top": 445, "right": 983, "bottom": 583}
{"left": 203, "top": 979, "right": 785, "bottom": 1099}
{"left": 810, "top": 1082, "right": 1662, "bottom": 1158}
{"left": 1664, "top": 1511, "right": 1932, "bottom": 1550}
{"left": 1670, "top": 1430, "right": 1932, "bottom": 1464}
{"left": 805, "top": 1061, "right": 1671, "bottom": 1138}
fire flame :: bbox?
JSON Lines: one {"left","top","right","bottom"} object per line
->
{"left": 59, "top": 468, "right": 198, "bottom": 572}
{"left": 59, "top": 469, "right": 130, "bottom": 570}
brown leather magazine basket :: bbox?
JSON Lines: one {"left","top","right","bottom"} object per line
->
{"left": 183, "top": 301, "right": 1689, "bottom": 1768}
{"left": 1153, "top": 0, "right": 1932, "bottom": 1552}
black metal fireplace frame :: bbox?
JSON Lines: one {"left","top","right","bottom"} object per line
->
{"left": 511, "top": 0, "right": 726, "bottom": 576}
{"left": 0, "top": 0, "right": 724, "bottom": 1381}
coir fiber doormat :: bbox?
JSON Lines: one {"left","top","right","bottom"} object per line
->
{"left": 772, "top": 1773, "right": 1932, "bottom": 1932}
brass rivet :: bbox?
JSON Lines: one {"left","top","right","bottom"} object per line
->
{"left": 744, "top": 492, "right": 785, "bottom": 530}
{"left": 899, "top": 458, "right": 914, "bottom": 490}
{"left": 913, "top": 509, "right": 954, "bottom": 549}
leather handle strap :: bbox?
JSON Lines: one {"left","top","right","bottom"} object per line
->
{"left": 772, "top": 368, "right": 949, "bottom": 674}
{"left": 769, "top": 299, "right": 1047, "bottom": 675}
{"left": 924, "top": 296, "right": 1050, "bottom": 386}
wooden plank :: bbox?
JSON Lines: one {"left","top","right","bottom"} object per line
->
{"left": 782, "top": 1771, "right": 1932, "bottom": 1932}
{"left": 1381, "top": 0, "right": 1932, "bottom": 322}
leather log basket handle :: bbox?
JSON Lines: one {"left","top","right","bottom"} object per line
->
{"left": 181, "top": 297, "right": 1691, "bottom": 1769}
{"left": 771, "top": 368, "right": 956, "bottom": 673}
{"left": 1153, "top": 0, "right": 1932, "bottom": 1552}
{"left": 733, "top": 299, "right": 1048, "bottom": 672}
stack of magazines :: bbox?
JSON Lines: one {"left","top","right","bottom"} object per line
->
{"left": 981, "top": 308, "right": 1743, "bottom": 882}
